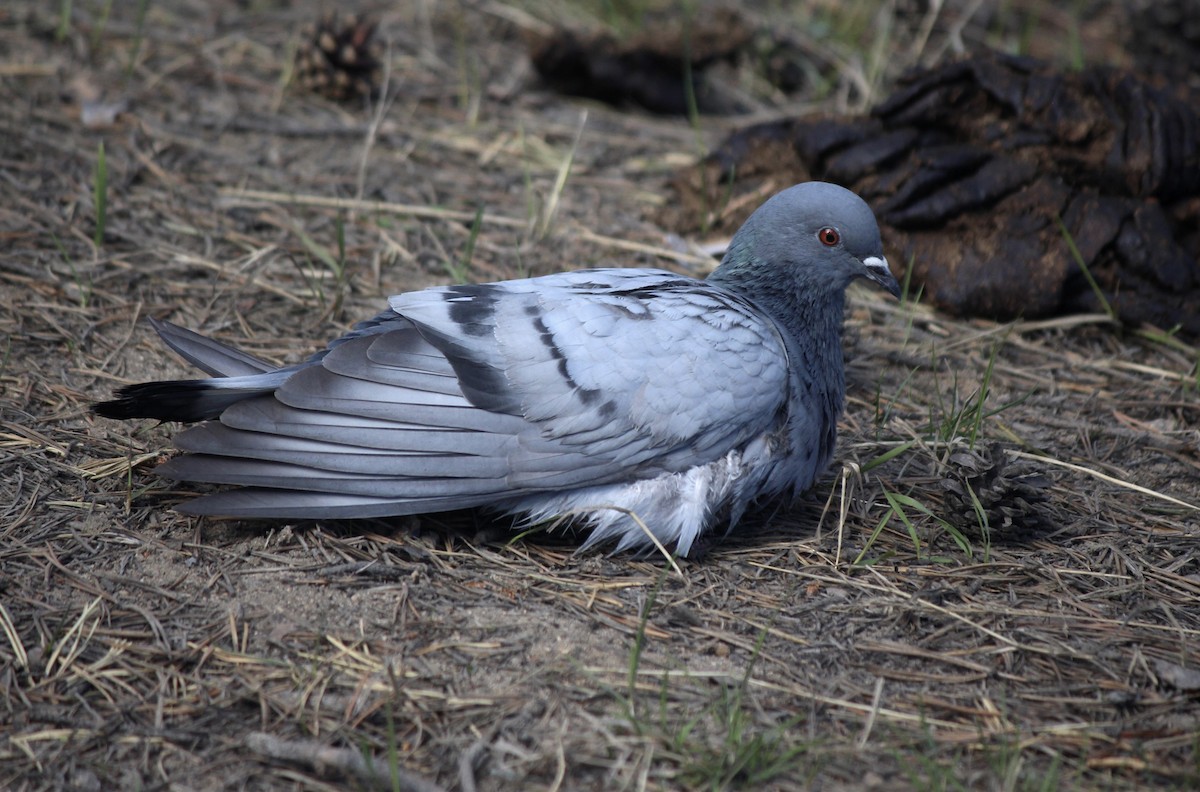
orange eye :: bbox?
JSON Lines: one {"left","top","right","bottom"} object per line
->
{"left": 817, "top": 227, "right": 840, "bottom": 246}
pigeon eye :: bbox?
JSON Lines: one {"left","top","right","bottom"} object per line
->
{"left": 817, "top": 227, "right": 840, "bottom": 247}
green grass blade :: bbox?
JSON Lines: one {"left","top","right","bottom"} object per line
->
{"left": 56, "top": 0, "right": 73, "bottom": 42}
{"left": 1055, "top": 215, "right": 1112, "bottom": 319}
{"left": 861, "top": 441, "right": 917, "bottom": 474}
{"left": 125, "top": 0, "right": 151, "bottom": 80}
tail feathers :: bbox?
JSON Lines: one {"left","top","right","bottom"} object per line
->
{"left": 157, "top": 453, "right": 512, "bottom": 498}
{"left": 149, "top": 317, "right": 277, "bottom": 377}
{"left": 92, "top": 373, "right": 288, "bottom": 422}
{"left": 174, "top": 487, "right": 503, "bottom": 519}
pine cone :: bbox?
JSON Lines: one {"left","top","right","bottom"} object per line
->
{"left": 295, "top": 12, "right": 383, "bottom": 102}
{"left": 939, "top": 443, "right": 1051, "bottom": 536}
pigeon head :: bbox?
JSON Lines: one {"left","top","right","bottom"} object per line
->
{"left": 710, "top": 182, "right": 900, "bottom": 300}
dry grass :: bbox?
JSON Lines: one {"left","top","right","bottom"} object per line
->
{"left": 2, "top": 1, "right": 1198, "bottom": 790}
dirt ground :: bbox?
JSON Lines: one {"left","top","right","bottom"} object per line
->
{"left": 2, "top": 1, "right": 1198, "bottom": 790}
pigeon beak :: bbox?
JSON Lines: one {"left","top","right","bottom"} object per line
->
{"left": 862, "top": 255, "right": 901, "bottom": 299}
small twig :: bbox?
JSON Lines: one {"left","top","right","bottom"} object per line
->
{"left": 355, "top": 37, "right": 397, "bottom": 207}
{"left": 457, "top": 740, "right": 486, "bottom": 792}
{"left": 218, "top": 188, "right": 715, "bottom": 266}
{"left": 314, "top": 561, "right": 415, "bottom": 580}
{"left": 245, "top": 732, "right": 446, "bottom": 792}
{"left": 1010, "top": 450, "right": 1200, "bottom": 513}
{"left": 857, "top": 676, "right": 885, "bottom": 748}
{"left": 572, "top": 226, "right": 713, "bottom": 267}
{"left": 220, "top": 187, "right": 527, "bottom": 227}
{"left": 536, "top": 110, "right": 587, "bottom": 239}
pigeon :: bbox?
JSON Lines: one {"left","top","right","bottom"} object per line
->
{"left": 93, "top": 182, "right": 899, "bottom": 556}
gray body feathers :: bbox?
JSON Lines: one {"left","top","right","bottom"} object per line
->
{"left": 93, "top": 182, "right": 898, "bottom": 556}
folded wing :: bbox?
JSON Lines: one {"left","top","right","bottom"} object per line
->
{"left": 157, "top": 269, "right": 792, "bottom": 519}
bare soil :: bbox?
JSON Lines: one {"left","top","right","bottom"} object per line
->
{"left": 2, "top": 2, "right": 1198, "bottom": 790}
